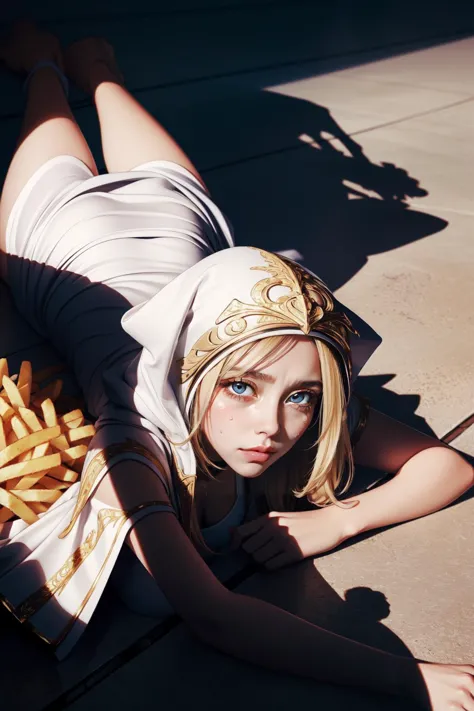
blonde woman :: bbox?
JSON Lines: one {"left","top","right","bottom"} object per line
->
{"left": 0, "top": 23, "right": 473, "bottom": 710}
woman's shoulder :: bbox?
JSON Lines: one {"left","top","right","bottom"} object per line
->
{"left": 83, "top": 413, "right": 179, "bottom": 511}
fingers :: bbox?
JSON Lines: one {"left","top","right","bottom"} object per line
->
{"left": 233, "top": 515, "right": 267, "bottom": 541}
{"left": 454, "top": 667, "right": 474, "bottom": 711}
{"left": 234, "top": 511, "right": 283, "bottom": 541}
{"left": 250, "top": 539, "right": 280, "bottom": 564}
{"left": 239, "top": 527, "right": 272, "bottom": 554}
{"left": 264, "top": 551, "right": 295, "bottom": 571}
{"left": 462, "top": 692, "right": 474, "bottom": 711}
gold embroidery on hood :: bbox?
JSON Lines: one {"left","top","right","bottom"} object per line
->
{"left": 180, "top": 248, "right": 355, "bottom": 385}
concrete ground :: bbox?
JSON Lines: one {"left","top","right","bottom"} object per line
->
{"left": 0, "top": 5, "right": 473, "bottom": 710}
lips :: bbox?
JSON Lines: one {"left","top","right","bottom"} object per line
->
{"left": 243, "top": 446, "right": 275, "bottom": 454}
{"left": 239, "top": 446, "right": 276, "bottom": 464}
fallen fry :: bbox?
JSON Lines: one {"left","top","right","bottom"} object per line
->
{"left": 11, "top": 415, "right": 29, "bottom": 440}
{"left": 60, "top": 409, "right": 83, "bottom": 426}
{"left": 0, "top": 488, "right": 38, "bottom": 525}
{"left": 2, "top": 376, "right": 26, "bottom": 409}
{"left": 18, "top": 406, "right": 43, "bottom": 433}
{"left": 41, "top": 399, "right": 57, "bottom": 428}
{"left": 48, "top": 465, "right": 79, "bottom": 483}
{"left": 68, "top": 425, "right": 96, "bottom": 443}
{"left": 0, "top": 398, "right": 15, "bottom": 422}
{"left": 0, "top": 359, "right": 96, "bottom": 525}
{"left": 17, "top": 361, "right": 32, "bottom": 407}
{"left": 60, "top": 445, "right": 88, "bottom": 464}
{"left": 32, "top": 442, "right": 50, "bottom": 458}
{"left": 0, "top": 359, "right": 8, "bottom": 382}
{"left": 0, "top": 453, "right": 62, "bottom": 485}
{"left": 15, "top": 444, "right": 51, "bottom": 490}
{"left": 29, "top": 502, "right": 48, "bottom": 514}
{"left": 13, "top": 489, "right": 62, "bottom": 504}
{"left": 61, "top": 416, "right": 84, "bottom": 431}
{"left": 0, "top": 426, "right": 61, "bottom": 468}
{"left": 15, "top": 472, "right": 47, "bottom": 491}
{"left": 38, "top": 475, "right": 69, "bottom": 490}
{"left": 50, "top": 434, "right": 70, "bottom": 452}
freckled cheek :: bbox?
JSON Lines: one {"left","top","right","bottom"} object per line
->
{"left": 206, "top": 397, "right": 245, "bottom": 439}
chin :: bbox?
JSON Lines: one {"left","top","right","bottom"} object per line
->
{"left": 230, "top": 460, "right": 272, "bottom": 478}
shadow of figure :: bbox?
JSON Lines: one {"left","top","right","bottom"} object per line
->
{"left": 97, "top": 86, "right": 450, "bottom": 291}
{"left": 235, "top": 558, "right": 423, "bottom": 710}
{"left": 0, "top": 257, "right": 430, "bottom": 710}
{"left": 0, "top": 546, "right": 71, "bottom": 709}
{"left": 356, "top": 374, "right": 437, "bottom": 435}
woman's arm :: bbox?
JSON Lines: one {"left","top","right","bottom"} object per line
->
{"left": 96, "top": 460, "right": 472, "bottom": 708}
{"left": 232, "top": 409, "right": 473, "bottom": 569}
{"left": 341, "top": 409, "right": 474, "bottom": 538}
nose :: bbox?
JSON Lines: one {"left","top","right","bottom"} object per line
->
{"left": 252, "top": 398, "right": 280, "bottom": 440}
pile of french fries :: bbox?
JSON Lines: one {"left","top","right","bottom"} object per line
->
{"left": 0, "top": 359, "right": 96, "bottom": 526}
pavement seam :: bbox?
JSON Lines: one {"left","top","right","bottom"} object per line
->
{"left": 442, "top": 414, "right": 474, "bottom": 444}
{"left": 201, "top": 93, "right": 474, "bottom": 175}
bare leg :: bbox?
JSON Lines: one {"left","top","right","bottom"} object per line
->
{"left": 0, "top": 24, "right": 98, "bottom": 253}
{"left": 64, "top": 39, "right": 208, "bottom": 190}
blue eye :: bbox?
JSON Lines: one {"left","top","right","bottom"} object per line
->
{"left": 230, "top": 381, "right": 252, "bottom": 396}
{"left": 288, "top": 391, "right": 312, "bottom": 405}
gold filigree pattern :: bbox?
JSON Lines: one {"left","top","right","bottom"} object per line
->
{"left": 59, "top": 439, "right": 167, "bottom": 539}
{"left": 51, "top": 499, "right": 170, "bottom": 648}
{"left": 14, "top": 500, "right": 171, "bottom": 626}
{"left": 16, "top": 507, "right": 127, "bottom": 621}
{"left": 180, "top": 248, "right": 355, "bottom": 386}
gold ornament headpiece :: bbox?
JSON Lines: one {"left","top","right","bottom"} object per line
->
{"left": 180, "top": 249, "right": 356, "bottom": 390}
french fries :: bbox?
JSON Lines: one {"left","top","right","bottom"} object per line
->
{"left": 0, "top": 360, "right": 96, "bottom": 525}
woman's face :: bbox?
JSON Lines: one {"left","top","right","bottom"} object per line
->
{"left": 202, "top": 336, "right": 322, "bottom": 478}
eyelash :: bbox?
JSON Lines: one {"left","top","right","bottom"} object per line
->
{"left": 221, "top": 379, "right": 319, "bottom": 412}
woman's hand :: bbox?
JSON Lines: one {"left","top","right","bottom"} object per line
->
{"left": 232, "top": 505, "right": 351, "bottom": 570}
{"left": 0, "top": 22, "right": 63, "bottom": 76}
{"left": 414, "top": 662, "right": 474, "bottom": 710}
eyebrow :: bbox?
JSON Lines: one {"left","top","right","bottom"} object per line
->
{"left": 228, "top": 369, "right": 323, "bottom": 389}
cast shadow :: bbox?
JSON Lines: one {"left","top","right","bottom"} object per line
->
{"left": 104, "top": 85, "right": 450, "bottom": 291}
{"left": 0, "top": 545, "right": 74, "bottom": 708}
{"left": 236, "top": 558, "right": 424, "bottom": 710}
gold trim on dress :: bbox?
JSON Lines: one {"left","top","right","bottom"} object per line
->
{"left": 59, "top": 439, "right": 167, "bottom": 539}
{"left": 14, "top": 500, "right": 171, "bottom": 627}
{"left": 16, "top": 507, "right": 127, "bottom": 621}
{"left": 51, "top": 500, "right": 167, "bottom": 648}
{"left": 180, "top": 248, "right": 355, "bottom": 388}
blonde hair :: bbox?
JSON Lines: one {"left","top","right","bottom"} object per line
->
{"left": 181, "top": 334, "right": 354, "bottom": 551}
